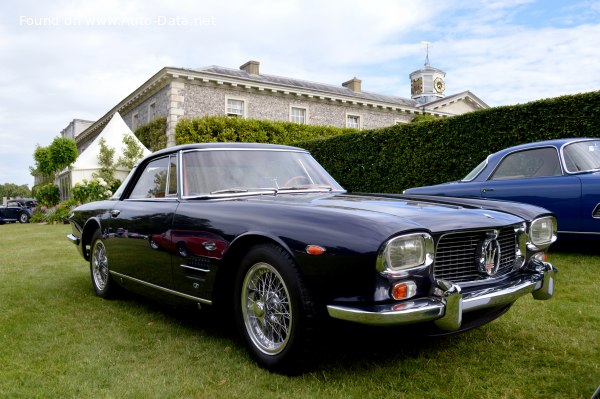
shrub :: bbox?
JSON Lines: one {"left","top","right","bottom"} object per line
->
{"left": 175, "top": 115, "right": 356, "bottom": 145}
{"left": 72, "top": 178, "right": 113, "bottom": 204}
{"left": 135, "top": 116, "right": 168, "bottom": 152}
{"left": 35, "top": 183, "right": 60, "bottom": 207}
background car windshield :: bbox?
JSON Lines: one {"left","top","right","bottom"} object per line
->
{"left": 182, "top": 150, "right": 344, "bottom": 196}
{"left": 563, "top": 140, "right": 600, "bottom": 173}
{"left": 462, "top": 158, "right": 487, "bottom": 181}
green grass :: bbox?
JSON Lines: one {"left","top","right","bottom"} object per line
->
{"left": 0, "top": 224, "right": 598, "bottom": 398}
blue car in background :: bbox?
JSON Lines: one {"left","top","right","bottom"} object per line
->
{"left": 404, "top": 138, "right": 600, "bottom": 237}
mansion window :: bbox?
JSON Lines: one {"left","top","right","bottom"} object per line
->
{"left": 290, "top": 107, "right": 307, "bottom": 124}
{"left": 148, "top": 101, "right": 157, "bottom": 122}
{"left": 347, "top": 114, "right": 360, "bottom": 129}
{"left": 132, "top": 112, "right": 140, "bottom": 130}
{"left": 226, "top": 98, "right": 245, "bottom": 117}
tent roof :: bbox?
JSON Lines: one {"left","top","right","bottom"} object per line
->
{"left": 71, "top": 112, "right": 151, "bottom": 170}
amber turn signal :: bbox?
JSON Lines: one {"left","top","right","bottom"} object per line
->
{"left": 306, "top": 245, "right": 326, "bottom": 255}
{"left": 391, "top": 281, "right": 417, "bottom": 300}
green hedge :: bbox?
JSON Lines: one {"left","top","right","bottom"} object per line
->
{"left": 299, "top": 91, "right": 600, "bottom": 193}
{"left": 175, "top": 115, "right": 356, "bottom": 145}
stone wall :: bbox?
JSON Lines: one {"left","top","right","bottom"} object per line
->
{"left": 120, "top": 78, "right": 415, "bottom": 147}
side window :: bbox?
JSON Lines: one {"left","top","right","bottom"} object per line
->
{"left": 491, "top": 148, "right": 561, "bottom": 180}
{"left": 129, "top": 156, "right": 177, "bottom": 199}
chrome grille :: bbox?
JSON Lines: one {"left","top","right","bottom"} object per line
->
{"left": 434, "top": 227, "right": 517, "bottom": 283}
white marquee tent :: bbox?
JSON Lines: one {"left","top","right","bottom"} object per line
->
{"left": 57, "top": 112, "right": 151, "bottom": 199}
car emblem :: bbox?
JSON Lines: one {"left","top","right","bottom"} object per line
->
{"left": 476, "top": 233, "right": 501, "bottom": 276}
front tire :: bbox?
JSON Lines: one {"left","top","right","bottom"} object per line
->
{"left": 90, "top": 230, "right": 117, "bottom": 299}
{"left": 235, "top": 244, "right": 317, "bottom": 373}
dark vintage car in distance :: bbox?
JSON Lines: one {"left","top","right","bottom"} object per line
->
{"left": 67, "top": 143, "right": 558, "bottom": 372}
{"left": 404, "top": 138, "right": 600, "bottom": 238}
{"left": 0, "top": 198, "right": 36, "bottom": 224}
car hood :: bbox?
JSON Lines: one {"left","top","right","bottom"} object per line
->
{"left": 244, "top": 192, "right": 535, "bottom": 233}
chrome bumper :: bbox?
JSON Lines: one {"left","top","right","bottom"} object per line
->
{"left": 67, "top": 233, "right": 80, "bottom": 246}
{"left": 326, "top": 260, "right": 557, "bottom": 331}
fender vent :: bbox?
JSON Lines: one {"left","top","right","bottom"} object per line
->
{"left": 593, "top": 204, "right": 600, "bottom": 218}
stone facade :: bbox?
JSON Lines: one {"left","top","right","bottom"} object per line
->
{"left": 72, "top": 62, "right": 488, "bottom": 153}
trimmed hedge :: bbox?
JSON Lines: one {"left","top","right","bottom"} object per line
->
{"left": 175, "top": 115, "right": 356, "bottom": 145}
{"left": 299, "top": 91, "right": 600, "bottom": 193}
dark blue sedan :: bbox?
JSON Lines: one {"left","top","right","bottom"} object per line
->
{"left": 404, "top": 138, "right": 600, "bottom": 237}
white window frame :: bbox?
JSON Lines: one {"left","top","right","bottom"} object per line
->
{"left": 346, "top": 113, "right": 361, "bottom": 129}
{"left": 289, "top": 106, "right": 308, "bottom": 124}
{"left": 225, "top": 97, "right": 246, "bottom": 118}
{"left": 148, "top": 101, "right": 157, "bottom": 123}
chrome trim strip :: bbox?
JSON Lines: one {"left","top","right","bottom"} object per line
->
{"left": 110, "top": 271, "right": 212, "bottom": 305}
{"left": 180, "top": 264, "right": 210, "bottom": 273}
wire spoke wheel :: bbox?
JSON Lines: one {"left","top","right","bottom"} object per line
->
{"left": 91, "top": 240, "right": 109, "bottom": 291}
{"left": 241, "top": 262, "right": 292, "bottom": 355}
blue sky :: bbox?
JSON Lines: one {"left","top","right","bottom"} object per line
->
{"left": 1, "top": 0, "right": 599, "bottom": 187}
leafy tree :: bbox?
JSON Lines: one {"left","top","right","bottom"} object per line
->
{"left": 118, "top": 135, "right": 145, "bottom": 169}
{"left": 49, "top": 137, "right": 78, "bottom": 171}
{"left": 94, "top": 138, "right": 117, "bottom": 184}
{"left": 0, "top": 183, "right": 31, "bottom": 198}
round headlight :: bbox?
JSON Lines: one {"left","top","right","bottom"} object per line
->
{"left": 377, "top": 233, "right": 434, "bottom": 277}
{"left": 529, "top": 217, "right": 557, "bottom": 247}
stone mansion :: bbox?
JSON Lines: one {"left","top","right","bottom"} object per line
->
{"left": 63, "top": 59, "right": 489, "bottom": 153}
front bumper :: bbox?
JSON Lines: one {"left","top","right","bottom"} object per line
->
{"left": 326, "top": 260, "right": 557, "bottom": 331}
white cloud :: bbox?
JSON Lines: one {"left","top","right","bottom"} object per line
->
{"left": 0, "top": 0, "right": 598, "bottom": 186}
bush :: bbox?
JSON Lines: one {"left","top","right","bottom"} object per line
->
{"left": 175, "top": 115, "right": 356, "bottom": 145}
{"left": 35, "top": 183, "right": 60, "bottom": 207}
{"left": 135, "top": 116, "right": 168, "bottom": 152}
{"left": 72, "top": 178, "right": 113, "bottom": 204}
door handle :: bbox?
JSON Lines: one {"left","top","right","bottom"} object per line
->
{"left": 110, "top": 210, "right": 121, "bottom": 218}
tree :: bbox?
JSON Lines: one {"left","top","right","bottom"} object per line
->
{"left": 0, "top": 183, "right": 31, "bottom": 198}
{"left": 32, "top": 145, "right": 55, "bottom": 181}
{"left": 94, "top": 138, "right": 117, "bottom": 186}
{"left": 49, "top": 137, "right": 78, "bottom": 171}
{"left": 118, "top": 135, "right": 145, "bottom": 169}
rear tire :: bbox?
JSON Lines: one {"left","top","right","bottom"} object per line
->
{"left": 234, "top": 243, "right": 318, "bottom": 374}
{"left": 90, "top": 230, "right": 117, "bottom": 299}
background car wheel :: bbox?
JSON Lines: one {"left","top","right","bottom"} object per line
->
{"left": 235, "top": 243, "right": 317, "bottom": 373}
{"left": 18, "top": 213, "right": 29, "bottom": 223}
{"left": 90, "top": 230, "right": 117, "bottom": 299}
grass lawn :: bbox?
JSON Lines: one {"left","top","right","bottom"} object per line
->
{"left": 0, "top": 223, "right": 598, "bottom": 398}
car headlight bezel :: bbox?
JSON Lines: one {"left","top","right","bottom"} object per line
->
{"left": 377, "top": 232, "right": 434, "bottom": 278}
{"left": 528, "top": 216, "right": 557, "bottom": 249}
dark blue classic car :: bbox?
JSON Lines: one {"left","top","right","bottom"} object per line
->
{"left": 68, "top": 143, "right": 557, "bottom": 372}
{"left": 0, "top": 198, "right": 36, "bottom": 224}
{"left": 405, "top": 138, "right": 600, "bottom": 237}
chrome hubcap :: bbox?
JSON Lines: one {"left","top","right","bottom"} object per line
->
{"left": 242, "top": 262, "right": 291, "bottom": 355}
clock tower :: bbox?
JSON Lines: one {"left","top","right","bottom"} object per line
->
{"left": 410, "top": 42, "right": 446, "bottom": 105}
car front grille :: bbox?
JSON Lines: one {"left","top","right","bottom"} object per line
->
{"left": 433, "top": 227, "right": 517, "bottom": 283}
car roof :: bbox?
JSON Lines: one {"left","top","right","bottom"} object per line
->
{"left": 492, "top": 137, "right": 597, "bottom": 157}
{"left": 148, "top": 142, "right": 307, "bottom": 159}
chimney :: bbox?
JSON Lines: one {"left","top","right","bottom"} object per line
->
{"left": 240, "top": 60, "right": 260, "bottom": 75}
{"left": 342, "top": 77, "right": 361, "bottom": 93}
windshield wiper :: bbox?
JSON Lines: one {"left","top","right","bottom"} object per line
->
{"left": 277, "top": 185, "right": 333, "bottom": 192}
{"left": 210, "top": 188, "right": 249, "bottom": 195}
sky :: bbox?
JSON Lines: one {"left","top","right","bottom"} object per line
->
{"left": 1, "top": 0, "right": 599, "bottom": 188}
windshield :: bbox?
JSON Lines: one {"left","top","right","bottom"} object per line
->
{"left": 181, "top": 149, "right": 344, "bottom": 197}
{"left": 563, "top": 140, "right": 600, "bottom": 173}
{"left": 461, "top": 157, "right": 488, "bottom": 181}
